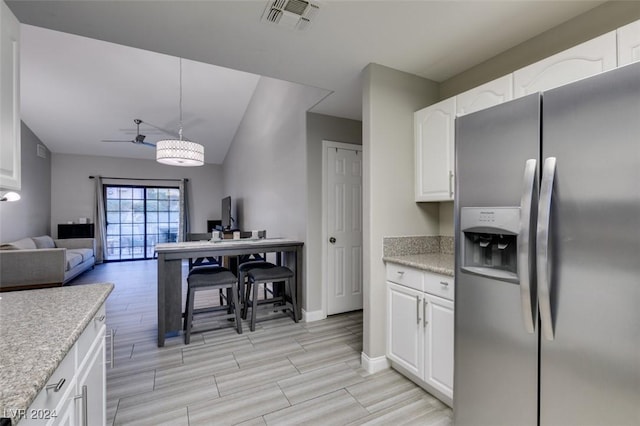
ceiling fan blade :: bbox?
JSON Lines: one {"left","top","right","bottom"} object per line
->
{"left": 101, "top": 139, "right": 134, "bottom": 143}
{"left": 139, "top": 141, "right": 156, "bottom": 148}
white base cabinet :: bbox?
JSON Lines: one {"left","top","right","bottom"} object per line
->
{"left": 386, "top": 264, "right": 454, "bottom": 406}
{"left": 21, "top": 303, "right": 108, "bottom": 426}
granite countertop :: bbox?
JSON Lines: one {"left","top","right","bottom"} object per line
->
{"left": 0, "top": 283, "right": 114, "bottom": 423}
{"left": 383, "top": 253, "right": 455, "bottom": 276}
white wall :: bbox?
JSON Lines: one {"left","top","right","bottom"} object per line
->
{"left": 362, "top": 63, "right": 440, "bottom": 359}
{"left": 0, "top": 122, "right": 51, "bottom": 242}
{"left": 51, "top": 153, "right": 223, "bottom": 237}
{"left": 306, "top": 112, "right": 362, "bottom": 315}
{"left": 222, "top": 76, "right": 329, "bottom": 311}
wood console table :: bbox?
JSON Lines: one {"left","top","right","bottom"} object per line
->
{"left": 154, "top": 238, "right": 303, "bottom": 347}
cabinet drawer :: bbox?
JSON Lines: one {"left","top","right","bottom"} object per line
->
{"left": 77, "top": 303, "right": 106, "bottom": 364}
{"left": 424, "top": 271, "right": 454, "bottom": 301}
{"left": 24, "top": 344, "right": 76, "bottom": 421}
{"left": 386, "top": 263, "right": 423, "bottom": 291}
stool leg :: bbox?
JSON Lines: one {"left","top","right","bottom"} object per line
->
{"left": 287, "top": 278, "right": 299, "bottom": 323}
{"left": 238, "top": 270, "right": 246, "bottom": 316}
{"left": 243, "top": 279, "right": 253, "bottom": 320}
{"left": 232, "top": 282, "right": 242, "bottom": 334}
{"left": 185, "top": 287, "right": 196, "bottom": 344}
{"left": 250, "top": 278, "right": 259, "bottom": 332}
{"left": 183, "top": 284, "right": 191, "bottom": 331}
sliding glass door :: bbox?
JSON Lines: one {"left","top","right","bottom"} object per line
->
{"left": 105, "top": 185, "right": 180, "bottom": 261}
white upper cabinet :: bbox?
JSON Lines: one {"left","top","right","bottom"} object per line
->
{"left": 617, "top": 19, "right": 640, "bottom": 66}
{"left": 414, "top": 97, "right": 456, "bottom": 202}
{"left": 456, "top": 74, "right": 513, "bottom": 117}
{"left": 0, "top": 0, "right": 21, "bottom": 191}
{"left": 513, "top": 31, "right": 617, "bottom": 98}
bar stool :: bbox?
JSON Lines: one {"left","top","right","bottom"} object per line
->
{"left": 184, "top": 266, "right": 242, "bottom": 344}
{"left": 244, "top": 266, "right": 299, "bottom": 331}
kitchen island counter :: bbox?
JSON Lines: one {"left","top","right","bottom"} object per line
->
{"left": 0, "top": 283, "right": 113, "bottom": 424}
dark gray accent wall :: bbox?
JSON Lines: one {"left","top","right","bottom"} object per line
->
{"left": 0, "top": 122, "right": 51, "bottom": 242}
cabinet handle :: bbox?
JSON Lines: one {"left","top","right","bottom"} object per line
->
{"left": 440, "top": 281, "right": 449, "bottom": 287}
{"left": 107, "top": 328, "right": 115, "bottom": 368}
{"left": 416, "top": 296, "right": 420, "bottom": 324}
{"left": 74, "top": 385, "right": 88, "bottom": 426}
{"left": 94, "top": 315, "right": 105, "bottom": 323}
{"left": 45, "top": 378, "right": 66, "bottom": 392}
{"left": 423, "top": 299, "right": 428, "bottom": 327}
{"left": 396, "top": 271, "right": 404, "bottom": 275}
{"left": 449, "top": 171, "right": 454, "bottom": 198}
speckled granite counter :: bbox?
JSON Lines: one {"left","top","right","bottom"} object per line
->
{"left": 383, "top": 253, "right": 454, "bottom": 276}
{"left": 0, "top": 283, "right": 113, "bottom": 423}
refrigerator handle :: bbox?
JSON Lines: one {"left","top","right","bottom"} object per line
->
{"left": 518, "top": 159, "right": 537, "bottom": 334}
{"left": 537, "top": 157, "right": 556, "bottom": 341}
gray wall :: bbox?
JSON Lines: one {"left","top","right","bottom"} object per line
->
{"left": 440, "top": 1, "right": 640, "bottom": 99}
{"left": 51, "top": 153, "right": 223, "bottom": 237}
{"left": 0, "top": 122, "right": 51, "bottom": 242}
{"left": 362, "top": 64, "right": 441, "bottom": 359}
{"left": 222, "top": 76, "right": 329, "bottom": 312}
{"left": 306, "top": 112, "right": 362, "bottom": 315}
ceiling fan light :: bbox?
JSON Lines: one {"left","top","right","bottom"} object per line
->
{"left": 156, "top": 139, "right": 205, "bottom": 166}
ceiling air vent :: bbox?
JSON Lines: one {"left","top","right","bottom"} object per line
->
{"left": 261, "top": 0, "right": 320, "bottom": 31}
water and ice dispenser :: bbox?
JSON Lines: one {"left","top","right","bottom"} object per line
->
{"left": 460, "top": 207, "right": 520, "bottom": 283}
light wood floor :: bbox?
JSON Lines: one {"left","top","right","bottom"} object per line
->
{"left": 72, "top": 260, "right": 452, "bottom": 425}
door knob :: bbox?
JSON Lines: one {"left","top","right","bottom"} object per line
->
{"left": 329, "top": 237, "right": 336, "bottom": 244}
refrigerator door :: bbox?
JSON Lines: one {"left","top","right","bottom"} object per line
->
{"left": 540, "top": 62, "right": 640, "bottom": 425}
{"left": 454, "top": 94, "right": 540, "bottom": 426}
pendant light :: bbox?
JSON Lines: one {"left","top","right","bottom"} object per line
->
{"left": 156, "top": 58, "right": 205, "bottom": 166}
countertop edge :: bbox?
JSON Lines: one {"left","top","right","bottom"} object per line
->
{"left": 383, "top": 254, "right": 454, "bottom": 277}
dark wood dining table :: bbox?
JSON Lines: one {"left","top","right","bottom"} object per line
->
{"left": 154, "top": 238, "right": 303, "bottom": 346}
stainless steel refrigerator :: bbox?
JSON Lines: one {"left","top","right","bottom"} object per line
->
{"left": 454, "top": 62, "right": 640, "bottom": 426}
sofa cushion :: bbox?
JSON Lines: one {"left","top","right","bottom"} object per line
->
{"left": 32, "top": 235, "right": 56, "bottom": 249}
{"left": 67, "top": 248, "right": 94, "bottom": 262}
{"left": 0, "top": 238, "right": 37, "bottom": 250}
{"left": 66, "top": 252, "right": 84, "bottom": 271}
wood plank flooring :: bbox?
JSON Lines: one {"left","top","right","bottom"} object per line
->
{"left": 71, "top": 260, "right": 452, "bottom": 425}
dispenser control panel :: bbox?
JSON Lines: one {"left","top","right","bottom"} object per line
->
{"left": 460, "top": 207, "right": 521, "bottom": 283}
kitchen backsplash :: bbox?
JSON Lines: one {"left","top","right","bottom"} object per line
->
{"left": 383, "top": 235, "right": 453, "bottom": 257}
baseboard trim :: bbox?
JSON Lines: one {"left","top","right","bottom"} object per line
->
{"left": 361, "top": 352, "right": 390, "bottom": 374}
{"left": 302, "top": 309, "right": 326, "bottom": 323}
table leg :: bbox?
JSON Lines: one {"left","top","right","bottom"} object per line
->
{"left": 157, "top": 255, "right": 183, "bottom": 347}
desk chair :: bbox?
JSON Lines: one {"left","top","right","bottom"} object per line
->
{"left": 184, "top": 265, "right": 242, "bottom": 344}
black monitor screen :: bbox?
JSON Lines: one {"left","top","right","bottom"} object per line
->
{"left": 221, "top": 196, "right": 232, "bottom": 230}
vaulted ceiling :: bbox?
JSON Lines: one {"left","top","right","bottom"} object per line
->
{"left": 7, "top": 1, "right": 604, "bottom": 164}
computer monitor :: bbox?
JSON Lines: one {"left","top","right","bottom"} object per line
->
{"left": 221, "top": 196, "right": 232, "bottom": 230}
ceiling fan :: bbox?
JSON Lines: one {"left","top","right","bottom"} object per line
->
{"left": 101, "top": 119, "right": 156, "bottom": 148}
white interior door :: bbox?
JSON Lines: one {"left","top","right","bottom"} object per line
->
{"left": 326, "top": 144, "right": 363, "bottom": 315}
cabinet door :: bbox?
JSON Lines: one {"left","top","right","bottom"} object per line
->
{"left": 387, "top": 282, "right": 423, "bottom": 377}
{"left": 414, "top": 97, "right": 455, "bottom": 202}
{"left": 0, "top": 0, "right": 21, "bottom": 191}
{"left": 513, "top": 31, "right": 616, "bottom": 98}
{"left": 456, "top": 74, "right": 513, "bottom": 117}
{"left": 424, "top": 293, "right": 454, "bottom": 399}
{"left": 50, "top": 395, "right": 76, "bottom": 426}
{"left": 75, "top": 329, "right": 106, "bottom": 426}
{"left": 617, "top": 19, "right": 640, "bottom": 66}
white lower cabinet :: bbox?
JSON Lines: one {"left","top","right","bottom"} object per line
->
{"left": 386, "top": 264, "right": 454, "bottom": 406}
{"left": 21, "top": 303, "right": 107, "bottom": 426}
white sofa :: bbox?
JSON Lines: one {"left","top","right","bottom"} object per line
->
{"left": 0, "top": 235, "right": 96, "bottom": 291}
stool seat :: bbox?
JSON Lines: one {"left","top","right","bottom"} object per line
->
{"left": 246, "top": 266, "right": 293, "bottom": 281}
{"left": 188, "top": 266, "right": 237, "bottom": 288}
